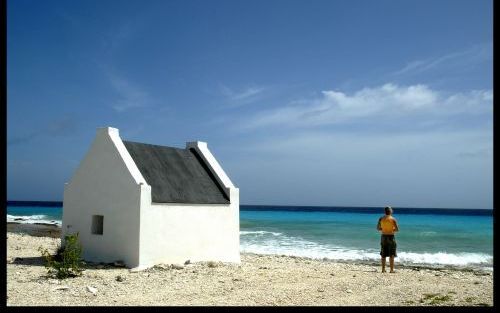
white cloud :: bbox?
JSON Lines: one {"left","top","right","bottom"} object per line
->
{"left": 229, "top": 126, "right": 492, "bottom": 208}
{"left": 239, "top": 83, "right": 492, "bottom": 131}
{"left": 392, "top": 42, "right": 492, "bottom": 76}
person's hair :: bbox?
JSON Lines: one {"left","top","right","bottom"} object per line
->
{"left": 384, "top": 206, "right": 393, "bottom": 215}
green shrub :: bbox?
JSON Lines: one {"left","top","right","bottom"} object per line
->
{"left": 429, "top": 294, "right": 451, "bottom": 305}
{"left": 38, "top": 232, "right": 84, "bottom": 279}
{"left": 420, "top": 293, "right": 452, "bottom": 305}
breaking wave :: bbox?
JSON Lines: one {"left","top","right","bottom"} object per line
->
{"left": 7, "top": 214, "right": 61, "bottom": 226}
{"left": 240, "top": 230, "right": 283, "bottom": 236}
{"left": 240, "top": 231, "right": 492, "bottom": 269}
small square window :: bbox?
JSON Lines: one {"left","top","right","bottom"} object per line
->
{"left": 91, "top": 215, "right": 104, "bottom": 235}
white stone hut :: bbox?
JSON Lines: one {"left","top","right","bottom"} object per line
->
{"left": 62, "top": 127, "right": 240, "bottom": 269}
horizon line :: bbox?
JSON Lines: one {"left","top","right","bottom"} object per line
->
{"left": 6, "top": 200, "right": 493, "bottom": 211}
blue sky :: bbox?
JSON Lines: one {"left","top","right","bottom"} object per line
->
{"left": 7, "top": 0, "right": 493, "bottom": 208}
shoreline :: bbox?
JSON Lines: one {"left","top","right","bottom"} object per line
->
{"left": 7, "top": 231, "right": 493, "bottom": 306}
{"left": 6, "top": 223, "right": 491, "bottom": 273}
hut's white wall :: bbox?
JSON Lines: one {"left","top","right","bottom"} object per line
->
{"left": 138, "top": 141, "right": 240, "bottom": 267}
{"left": 62, "top": 127, "right": 146, "bottom": 268}
{"left": 138, "top": 187, "right": 240, "bottom": 267}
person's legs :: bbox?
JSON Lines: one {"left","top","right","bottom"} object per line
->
{"left": 380, "top": 236, "right": 387, "bottom": 273}
{"left": 390, "top": 236, "right": 397, "bottom": 273}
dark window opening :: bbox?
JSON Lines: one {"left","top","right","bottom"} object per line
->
{"left": 91, "top": 215, "right": 104, "bottom": 235}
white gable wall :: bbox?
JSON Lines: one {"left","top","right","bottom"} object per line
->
{"left": 62, "top": 128, "right": 145, "bottom": 268}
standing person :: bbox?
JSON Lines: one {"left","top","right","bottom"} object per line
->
{"left": 376, "top": 206, "right": 399, "bottom": 273}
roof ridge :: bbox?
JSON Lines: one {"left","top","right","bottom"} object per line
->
{"left": 122, "top": 140, "right": 185, "bottom": 151}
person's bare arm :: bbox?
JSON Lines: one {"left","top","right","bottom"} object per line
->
{"left": 393, "top": 218, "right": 399, "bottom": 232}
{"left": 377, "top": 217, "right": 382, "bottom": 231}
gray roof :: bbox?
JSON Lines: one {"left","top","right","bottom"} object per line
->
{"left": 123, "top": 141, "right": 230, "bottom": 204}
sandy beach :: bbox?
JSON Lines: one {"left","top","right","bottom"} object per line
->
{"left": 6, "top": 224, "right": 493, "bottom": 306}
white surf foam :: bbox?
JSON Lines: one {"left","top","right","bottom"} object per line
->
{"left": 240, "top": 232, "right": 493, "bottom": 268}
{"left": 240, "top": 230, "right": 283, "bottom": 236}
{"left": 398, "top": 251, "right": 492, "bottom": 266}
{"left": 7, "top": 214, "right": 61, "bottom": 226}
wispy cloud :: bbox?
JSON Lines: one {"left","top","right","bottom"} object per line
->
{"left": 392, "top": 42, "right": 492, "bottom": 76}
{"left": 96, "top": 17, "right": 153, "bottom": 113}
{"left": 236, "top": 83, "right": 492, "bottom": 131}
{"left": 219, "top": 84, "right": 267, "bottom": 107}
{"left": 8, "top": 116, "right": 78, "bottom": 146}
{"left": 106, "top": 71, "right": 152, "bottom": 112}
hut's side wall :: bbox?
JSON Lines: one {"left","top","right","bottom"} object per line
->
{"left": 138, "top": 187, "right": 240, "bottom": 267}
{"left": 138, "top": 141, "right": 240, "bottom": 267}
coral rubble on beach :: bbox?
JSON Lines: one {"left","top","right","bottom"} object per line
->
{"left": 7, "top": 231, "right": 493, "bottom": 306}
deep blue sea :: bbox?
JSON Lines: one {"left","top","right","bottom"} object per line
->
{"left": 7, "top": 203, "right": 493, "bottom": 270}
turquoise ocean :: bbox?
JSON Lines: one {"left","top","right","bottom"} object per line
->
{"left": 7, "top": 203, "right": 493, "bottom": 270}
